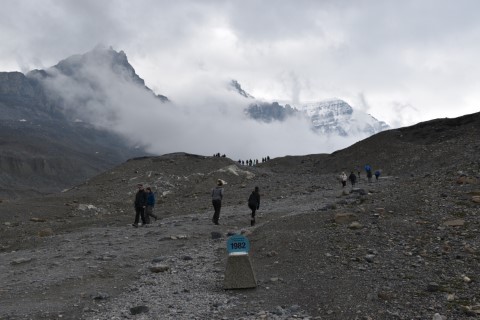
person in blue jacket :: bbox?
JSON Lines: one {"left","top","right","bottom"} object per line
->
{"left": 145, "top": 187, "right": 158, "bottom": 224}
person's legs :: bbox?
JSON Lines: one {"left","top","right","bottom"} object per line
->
{"left": 133, "top": 207, "right": 142, "bottom": 226}
{"left": 144, "top": 207, "right": 151, "bottom": 224}
{"left": 212, "top": 200, "right": 221, "bottom": 224}
{"left": 139, "top": 208, "right": 146, "bottom": 225}
{"left": 249, "top": 204, "right": 256, "bottom": 226}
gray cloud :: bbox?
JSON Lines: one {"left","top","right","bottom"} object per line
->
{"left": 39, "top": 51, "right": 362, "bottom": 160}
{"left": 2, "top": 0, "right": 480, "bottom": 139}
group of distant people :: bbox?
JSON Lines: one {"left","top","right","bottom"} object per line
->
{"left": 131, "top": 180, "right": 261, "bottom": 228}
{"left": 340, "top": 164, "right": 381, "bottom": 188}
{"left": 213, "top": 153, "right": 227, "bottom": 157}
{"left": 237, "top": 156, "right": 271, "bottom": 166}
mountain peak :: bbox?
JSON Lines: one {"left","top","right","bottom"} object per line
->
{"left": 50, "top": 46, "right": 145, "bottom": 86}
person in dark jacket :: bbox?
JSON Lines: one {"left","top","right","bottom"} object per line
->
{"left": 348, "top": 171, "right": 357, "bottom": 188}
{"left": 133, "top": 184, "right": 147, "bottom": 227}
{"left": 211, "top": 179, "right": 225, "bottom": 225}
{"left": 248, "top": 186, "right": 260, "bottom": 226}
{"left": 144, "top": 187, "right": 158, "bottom": 224}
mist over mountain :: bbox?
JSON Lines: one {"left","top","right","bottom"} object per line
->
{"left": 236, "top": 81, "right": 390, "bottom": 136}
{"left": 1, "top": 46, "right": 391, "bottom": 198}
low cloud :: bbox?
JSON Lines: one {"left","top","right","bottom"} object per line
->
{"left": 39, "top": 52, "right": 363, "bottom": 160}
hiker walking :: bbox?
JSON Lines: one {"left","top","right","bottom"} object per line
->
{"left": 365, "top": 164, "right": 373, "bottom": 183}
{"left": 340, "top": 172, "right": 347, "bottom": 188}
{"left": 132, "top": 184, "right": 147, "bottom": 227}
{"left": 248, "top": 186, "right": 261, "bottom": 226}
{"left": 374, "top": 170, "right": 381, "bottom": 181}
{"left": 144, "top": 187, "right": 158, "bottom": 224}
{"left": 348, "top": 171, "right": 357, "bottom": 188}
{"left": 211, "top": 179, "right": 225, "bottom": 225}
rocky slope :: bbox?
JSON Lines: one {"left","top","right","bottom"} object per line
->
{"left": 0, "top": 112, "right": 479, "bottom": 319}
{"left": 0, "top": 47, "right": 162, "bottom": 199}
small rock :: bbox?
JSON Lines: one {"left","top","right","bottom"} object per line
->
{"left": 211, "top": 232, "right": 222, "bottom": 239}
{"left": 443, "top": 219, "right": 465, "bottom": 227}
{"left": 91, "top": 292, "right": 109, "bottom": 300}
{"left": 30, "top": 217, "right": 46, "bottom": 222}
{"left": 348, "top": 222, "right": 363, "bottom": 229}
{"left": 266, "top": 251, "right": 278, "bottom": 257}
{"left": 11, "top": 257, "right": 34, "bottom": 265}
{"left": 38, "top": 228, "right": 54, "bottom": 237}
{"left": 432, "top": 313, "right": 446, "bottom": 320}
{"left": 150, "top": 264, "right": 170, "bottom": 273}
{"left": 427, "top": 282, "right": 440, "bottom": 292}
{"left": 364, "top": 254, "right": 375, "bottom": 263}
{"left": 130, "top": 305, "right": 149, "bottom": 315}
{"left": 334, "top": 212, "right": 358, "bottom": 224}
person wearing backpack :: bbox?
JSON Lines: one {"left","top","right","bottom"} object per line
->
{"left": 211, "top": 179, "right": 225, "bottom": 225}
{"left": 248, "top": 186, "right": 260, "bottom": 226}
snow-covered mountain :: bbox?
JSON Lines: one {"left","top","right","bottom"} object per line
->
{"left": 236, "top": 81, "right": 390, "bottom": 136}
{"left": 293, "top": 99, "right": 390, "bottom": 136}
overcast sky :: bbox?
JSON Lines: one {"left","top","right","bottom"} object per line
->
{"left": 1, "top": 0, "right": 480, "bottom": 157}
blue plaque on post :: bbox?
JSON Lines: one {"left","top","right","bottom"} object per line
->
{"left": 227, "top": 234, "right": 250, "bottom": 254}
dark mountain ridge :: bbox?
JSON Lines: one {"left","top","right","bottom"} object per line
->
{"left": 0, "top": 47, "right": 170, "bottom": 199}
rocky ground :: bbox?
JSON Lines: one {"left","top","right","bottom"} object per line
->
{"left": 1, "top": 113, "right": 480, "bottom": 320}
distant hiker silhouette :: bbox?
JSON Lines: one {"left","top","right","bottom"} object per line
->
{"left": 365, "top": 164, "right": 373, "bottom": 183}
{"left": 375, "top": 170, "right": 381, "bottom": 181}
{"left": 248, "top": 186, "right": 261, "bottom": 226}
{"left": 144, "top": 187, "right": 158, "bottom": 224}
{"left": 340, "top": 172, "right": 347, "bottom": 188}
{"left": 211, "top": 179, "right": 225, "bottom": 225}
{"left": 349, "top": 171, "right": 357, "bottom": 188}
{"left": 132, "top": 184, "right": 147, "bottom": 227}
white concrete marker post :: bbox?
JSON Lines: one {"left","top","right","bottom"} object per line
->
{"left": 224, "top": 234, "right": 257, "bottom": 289}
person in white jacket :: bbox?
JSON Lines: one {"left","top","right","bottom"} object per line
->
{"left": 340, "top": 172, "right": 347, "bottom": 188}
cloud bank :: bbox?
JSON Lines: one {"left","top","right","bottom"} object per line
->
{"left": 39, "top": 51, "right": 362, "bottom": 160}
{"left": 2, "top": 0, "right": 480, "bottom": 132}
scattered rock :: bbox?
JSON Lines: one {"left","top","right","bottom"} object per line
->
{"left": 11, "top": 257, "right": 34, "bottom": 265}
{"left": 427, "top": 282, "right": 440, "bottom": 292}
{"left": 334, "top": 212, "right": 358, "bottom": 224}
{"left": 29, "top": 217, "right": 46, "bottom": 222}
{"left": 211, "top": 232, "right": 222, "bottom": 239}
{"left": 348, "top": 222, "right": 363, "bottom": 229}
{"left": 130, "top": 306, "right": 149, "bottom": 315}
{"left": 149, "top": 265, "right": 170, "bottom": 273}
{"left": 91, "top": 292, "right": 109, "bottom": 300}
{"left": 38, "top": 228, "right": 54, "bottom": 237}
{"left": 443, "top": 219, "right": 465, "bottom": 227}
